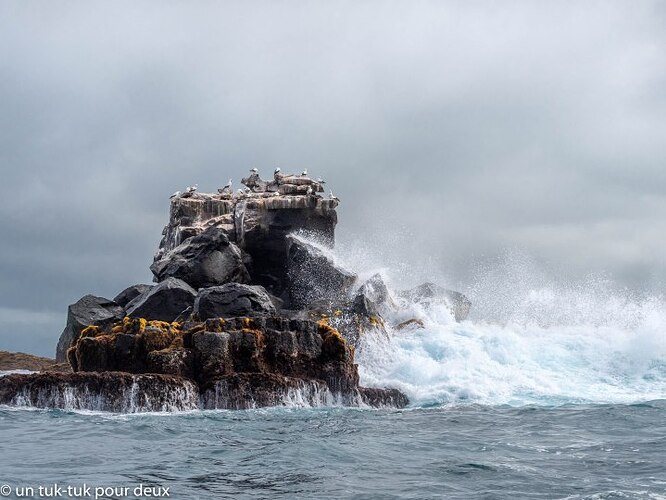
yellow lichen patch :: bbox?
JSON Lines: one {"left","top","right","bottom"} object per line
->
{"left": 139, "top": 327, "right": 175, "bottom": 353}
{"left": 80, "top": 325, "right": 100, "bottom": 337}
{"left": 147, "top": 320, "right": 171, "bottom": 330}
{"left": 111, "top": 325, "right": 124, "bottom": 334}
{"left": 205, "top": 318, "right": 225, "bottom": 332}
{"left": 369, "top": 316, "right": 385, "bottom": 328}
{"left": 94, "top": 334, "right": 116, "bottom": 347}
{"left": 120, "top": 317, "right": 147, "bottom": 335}
{"left": 242, "top": 317, "right": 255, "bottom": 329}
{"left": 334, "top": 310, "right": 343, "bottom": 317}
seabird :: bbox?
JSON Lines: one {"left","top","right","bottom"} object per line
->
{"left": 306, "top": 186, "right": 313, "bottom": 195}
{"left": 329, "top": 190, "right": 340, "bottom": 202}
{"left": 169, "top": 190, "right": 181, "bottom": 199}
{"left": 301, "top": 169, "right": 308, "bottom": 176}
{"left": 218, "top": 179, "right": 233, "bottom": 195}
{"left": 186, "top": 184, "right": 198, "bottom": 193}
{"left": 250, "top": 168, "right": 258, "bottom": 173}
{"left": 317, "top": 177, "right": 326, "bottom": 184}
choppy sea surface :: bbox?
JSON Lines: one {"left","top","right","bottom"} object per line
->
{"left": 2, "top": 249, "right": 666, "bottom": 498}
{"left": 1, "top": 402, "right": 665, "bottom": 499}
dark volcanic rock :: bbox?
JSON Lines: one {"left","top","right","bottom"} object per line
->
{"left": 351, "top": 273, "right": 395, "bottom": 317}
{"left": 193, "top": 283, "right": 276, "bottom": 320}
{"left": 146, "top": 348, "right": 194, "bottom": 378}
{"left": 63, "top": 315, "right": 408, "bottom": 409}
{"left": 154, "top": 193, "right": 338, "bottom": 295}
{"left": 55, "top": 295, "right": 125, "bottom": 362}
{"left": 201, "top": 373, "right": 331, "bottom": 409}
{"left": 151, "top": 227, "right": 250, "bottom": 289}
{"left": 286, "top": 235, "right": 357, "bottom": 308}
{"left": 113, "top": 284, "right": 153, "bottom": 308}
{"left": 399, "top": 282, "right": 472, "bottom": 322}
{"left": 0, "top": 372, "right": 199, "bottom": 412}
{"left": 125, "top": 278, "right": 197, "bottom": 322}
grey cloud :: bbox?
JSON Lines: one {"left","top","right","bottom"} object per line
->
{"left": 0, "top": 0, "right": 664, "bottom": 355}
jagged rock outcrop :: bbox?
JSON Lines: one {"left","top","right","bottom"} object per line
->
{"left": 125, "top": 277, "right": 197, "bottom": 322}
{"left": 151, "top": 227, "right": 250, "bottom": 289}
{"left": 193, "top": 283, "right": 276, "bottom": 320}
{"left": 286, "top": 235, "right": 357, "bottom": 308}
{"left": 112, "top": 284, "right": 153, "bottom": 308}
{"left": 55, "top": 295, "right": 125, "bottom": 362}
{"left": 399, "top": 282, "right": 472, "bottom": 322}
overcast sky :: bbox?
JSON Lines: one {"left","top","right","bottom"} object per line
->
{"left": 1, "top": 1, "right": 664, "bottom": 356}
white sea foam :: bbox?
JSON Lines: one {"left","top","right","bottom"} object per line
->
{"left": 355, "top": 279, "right": 666, "bottom": 407}
{"left": 322, "top": 238, "right": 666, "bottom": 407}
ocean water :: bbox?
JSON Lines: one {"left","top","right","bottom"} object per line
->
{"left": 2, "top": 250, "right": 666, "bottom": 498}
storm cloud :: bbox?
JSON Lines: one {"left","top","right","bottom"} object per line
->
{"left": 1, "top": 1, "right": 664, "bottom": 355}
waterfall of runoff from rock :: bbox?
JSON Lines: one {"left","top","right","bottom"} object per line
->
{"left": 300, "top": 235, "right": 666, "bottom": 408}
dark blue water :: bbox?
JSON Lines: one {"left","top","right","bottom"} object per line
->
{"left": 1, "top": 402, "right": 665, "bottom": 499}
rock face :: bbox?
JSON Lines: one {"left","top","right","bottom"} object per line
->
{"left": 151, "top": 227, "right": 250, "bottom": 289}
{"left": 155, "top": 191, "right": 338, "bottom": 297}
{"left": 55, "top": 295, "right": 125, "bottom": 362}
{"left": 193, "top": 283, "right": 276, "bottom": 320}
{"left": 399, "top": 282, "right": 472, "bottom": 322}
{"left": 286, "top": 235, "right": 357, "bottom": 308}
{"left": 125, "top": 278, "right": 197, "bottom": 322}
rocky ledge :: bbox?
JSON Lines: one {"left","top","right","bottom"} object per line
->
{"left": 2, "top": 168, "right": 471, "bottom": 412}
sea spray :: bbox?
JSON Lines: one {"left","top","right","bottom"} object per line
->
{"left": 322, "top": 236, "right": 666, "bottom": 407}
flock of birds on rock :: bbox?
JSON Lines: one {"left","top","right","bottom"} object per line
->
{"left": 170, "top": 168, "right": 340, "bottom": 202}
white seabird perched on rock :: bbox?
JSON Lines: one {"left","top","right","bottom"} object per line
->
{"left": 274, "top": 167, "right": 283, "bottom": 185}
{"left": 317, "top": 177, "right": 326, "bottom": 184}
{"left": 301, "top": 169, "right": 308, "bottom": 176}
{"left": 181, "top": 184, "right": 198, "bottom": 198}
{"left": 329, "top": 190, "right": 340, "bottom": 202}
{"left": 169, "top": 190, "right": 181, "bottom": 199}
{"left": 250, "top": 168, "right": 258, "bottom": 173}
{"left": 218, "top": 179, "right": 233, "bottom": 197}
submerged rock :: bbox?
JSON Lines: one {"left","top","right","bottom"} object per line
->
{"left": 151, "top": 227, "right": 250, "bottom": 289}
{"left": 399, "top": 282, "right": 472, "bottom": 322}
{"left": 125, "top": 278, "right": 197, "bottom": 322}
{"left": 55, "top": 295, "right": 125, "bottom": 362}
{"left": 193, "top": 283, "right": 276, "bottom": 320}
{"left": 286, "top": 235, "right": 357, "bottom": 309}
